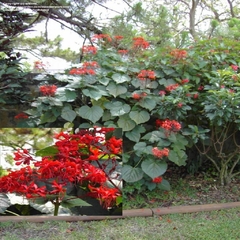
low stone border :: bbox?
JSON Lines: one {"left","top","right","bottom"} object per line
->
{"left": 0, "top": 202, "right": 240, "bottom": 222}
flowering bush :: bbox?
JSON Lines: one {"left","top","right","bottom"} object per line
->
{"left": 0, "top": 128, "right": 122, "bottom": 216}
{"left": 16, "top": 36, "right": 240, "bottom": 187}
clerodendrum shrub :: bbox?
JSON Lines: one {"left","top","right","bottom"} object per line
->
{"left": 17, "top": 35, "right": 240, "bottom": 187}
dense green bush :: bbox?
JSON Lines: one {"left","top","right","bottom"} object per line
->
{"left": 13, "top": 36, "right": 240, "bottom": 187}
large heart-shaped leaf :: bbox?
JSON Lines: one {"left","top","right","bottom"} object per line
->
{"left": 138, "top": 98, "right": 157, "bottom": 111}
{"left": 117, "top": 114, "right": 136, "bottom": 131}
{"left": 77, "top": 106, "right": 103, "bottom": 123}
{"left": 107, "top": 82, "right": 127, "bottom": 97}
{"left": 56, "top": 88, "right": 77, "bottom": 102}
{"left": 82, "top": 86, "right": 107, "bottom": 101}
{"left": 112, "top": 73, "right": 130, "bottom": 83}
{"left": 141, "top": 158, "right": 167, "bottom": 179}
{"left": 104, "top": 101, "right": 131, "bottom": 116}
{"left": 122, "top": 165, "right": 144, "bottom": 182}
{"left": 125, "top": 125, "right": 145, "bottom": 142}
{"left": 129, "top": 110, "right": 150, "bottom": 124}
{"left": 61, "top": 106, "right": 77, "bottom": 122}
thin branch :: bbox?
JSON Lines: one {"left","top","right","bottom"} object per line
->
{"left": 91, "top": 0, "right": 122, "bottom": 15}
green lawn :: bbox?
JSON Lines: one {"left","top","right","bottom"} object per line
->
{"left": 1, "top": 207, "right": 240, "bottom": 240}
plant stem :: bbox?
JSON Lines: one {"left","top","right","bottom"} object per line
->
{"left": 53, "top": 198, "right": 60, "bottom": 216}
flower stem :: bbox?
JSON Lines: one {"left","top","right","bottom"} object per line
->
{"left": 53, "top": 198, "right": 60, "bottom": 216}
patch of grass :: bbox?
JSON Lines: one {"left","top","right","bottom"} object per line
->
{"left": 0, "top": 208, "right": 240, "bottom": 240}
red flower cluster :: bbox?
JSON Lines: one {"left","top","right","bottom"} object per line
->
{"left": 165, "top": 83, "right": 179, "bottom": 92}
{"left": 181, "top": 79, "right": 189, "bottom": 84}
{"left": 14, "top": 113, "right": 29, "bottom": 120}
{"left": 34, "top": 60, "right": 45, "bottom": 70}
{"left": 170, "top": 49, "right": 187, "bottom": 59}
{"left": 82, "top": 61, "right": 99, "bottom": 68}
{"left": 87, "top": 185, "right": 121, "bottom": 209}
{"left": 114, "top": 35, "right": 124, "bottom": 41}
{"left": 92, "top": 34, "right": 112, "bottom": 42}
{"left": 69, "top": 61, "right": 99, "bottom": 75}
{"left": 132, "top": 92, "right": 147, "bottom": 100}
{"left": 152, "top": 176, "right": 163, "bottom": 183}
{"left": 69, "top": 68, "right": 96, "bottom": 75}
{"left": 118, "top": 49, "right": 128, "bottom": 55}
{"left": 152, "top": 147, "right": 169, "bottom": 159}
{"left": 156, "top": 119, "right": 181, "bottom": 132}
{"left": 14, "top": 149, "right": 33, "bottom": 165}
{"left": 39, "top": 85, "right": 57, "bottom": 96}
{"left": 133, "top": 37, "right": 150, "bottom": 49}
{"left": 159, "top": 90, "right": 166, "bottom": 96}
{"left": 106, "top": 136, "right": 122, "bottom": 155}
{"left": 137, "top": 70, "right": 156, "bottom": 80}
{"left": 82, "top": 45, "right": 97, "bottom": 54}
{"left": 231, "top": 65, "right": 239, "bottom": 71}
{"left": 0, "top": 129, "right": 122, "bottom": 209}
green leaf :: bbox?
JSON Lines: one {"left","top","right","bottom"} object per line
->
{"left": 125, "top": 125, "right": 145, "bottom": 142}
{"left": 157, "top": 179, "right": 171, "bottom": 191}
{"left": 61, "top": 196, "right": 91, "bottom": 208}
{"left": 107, "top": 82, "right": 127, "bottom": 97}
{"left": 112, "top": 73, "right": 131, "bottom": 83}
{"left": 40, "top": 111, "right": 57, "bottom": 124}
{"left": 104, "top": 101, "right": 131, "bottom": 116}
{"left": 138, "top": 98, "right": 157, "bottom": 111}
{"left": 35, "top": 146, "right": 58, "bottom": 157}
{"left": 168, "top": 149, "right": 187, "bottom": 166}
{"left": 129, "top": 110, "right": 150, "bottom": 124}
{"left": 141, "top": 158, "right": 167, "bottom": 179}
{"left": 61, "top": 106, "right": 77, "bottom": 122}
{"left": 77, "top": 106, "right": 103, "bottom": 123}
{"left": 117, "top": 114, "right": 136, "bottom": 131}
{"left": 0, "top": 194, "right": 11, "bottom": 214}
{"left": 29, "top": 201, "right": 54, "bottom": 214}
{"left": 142, "top": 131, "right": 166, "bottom": 143}
{"left": 122, "top": 165, "right": 144, "bottom": 182}
{"left": 56, "top": 88, "right": 77, "bottom": 102}
{"left": 82, "top": 87, "right": 107, "bottom": 101}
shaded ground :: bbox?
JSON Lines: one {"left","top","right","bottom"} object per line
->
{"left": 124, "top": 164, "right": 240, "bottom": 209}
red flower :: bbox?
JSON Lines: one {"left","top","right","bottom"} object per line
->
{"left": 198, "top": 85, "right": 204, "bottom": 91}
{"left": 181, "top": 79, "right": 189, "bottom": 84}
{"left": 156, "top": 119, "right": 181, "bottom": 132}
{"left": 114, "top": 35, "right": 124, "bottom": 40}
{"left": 87, "top": 185, "right": 120, "bottom": 209}
{"left": 193, "top": 93, "right": 199, "bottom": 99}
{"left": 177, "top": 103, "right": 183, "bottom": 108}
{"left": 152, "top": 147, "right": 169, "bottom": 158}
{"left": 14, "top": 113, "right": 28, "bottom": 120}
{"left": 137, "top": 70, "right": 156, "bottom": 80}
{"left": 159, "top": 90, "right": 166, "bottom": 96}
{"left": 231, "top": 65, "right": 239, "bottom": 71}
{"left": 34, "top": 61, "right": 45, "bottom": 70}
{"left": 69, "top": 67, "right": 96, "bottom": 75}
{"left": 170, "top": 49, "right": 187, "bottom": 59}
{"left": 132, "top": 93, "right": 141, "bottom": 100}
{"left": 165, "top": 84, "right": 179, "bottom": 92}
{"left": 82, "top": 61, "right": 99, "bottom": 68}
{"left": 118, "top": 49, "right": 128, "bottom": 55}
{"left": 13, "top": 149, "right": 33, "bottom": 165}
{"left": 82, "top": 45, "right": 97, "bottom": 54}
{"left": 106, "top": 137, "right": 122, "bottom": 154}
{"left": 92, "top": 34, "right": 112, "bottom": 42}
{"left": 133, "top": 37, "right": 150, "bottom": 49}
{"left": 152, "top": 176, "right": 163, "bottom": 183}
{"left": 39, "top": 85, "right": 57, "bottom": 96}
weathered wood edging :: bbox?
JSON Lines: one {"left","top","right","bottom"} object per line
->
{"left": 0, "top": 202, "right": 240, "bottom": 222}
